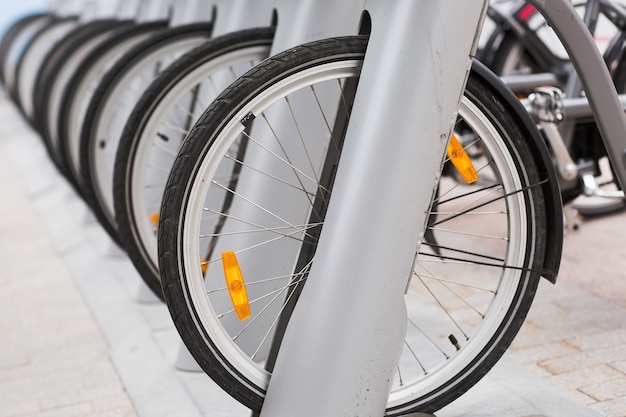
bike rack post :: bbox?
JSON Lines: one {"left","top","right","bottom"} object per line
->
{"left": 114, "top": 0, "right": 143, "bottom": 20}
{"left": 134, "top": 0, "right": 174, "bottom": 23}
{"left": 79, "top": 0, "right": 142, "bottom": 20}
{"left": 259, "top": 1, "right": 487, "bottom": 415}
{"left": 210, "top": 0, "right": 278, "bottom": 36}
{"left": 51, "top": 0, "right": 86, "bottom": 17}
{"left": 169, "top": 0, "right": 211, "bottom": 26}
{"left": 268, "top": 0, "right": 365, "bottom": 54}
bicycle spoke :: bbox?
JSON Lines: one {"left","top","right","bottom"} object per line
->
{"left": 407, "top": 317, "right": 451, "bottom": 359}
{"left": 434, "top": 182, "right": 502, "bottom": 206}
{"left": 427, "top": 226, "right": 507, "bottom": 241}
{"left": 250, "top": 263, "right": 312, "bottom": 360}
{"left": 418, "top": 252, "right": 544, "bottom": 275}
{"left": 200, "top": 222, "right": 323, "bottom": 239}
{"left": 241, "top": 131, "right": 329, "bottom": 194}
{"left": 434, "top": 184, "right": 506, "bottom": 220}
{"left": 418, "top": 275, "right": 496, "bottom": 294}
{"left": 421, "top": 242, "right": 505, "bottom": 263}
{"left": 162, "top": 120, "right": 191, "bottom": 136}
{"left": 403, "top": 337, "right": 429, "bottom": 376}
{"left": 145, "top": 162, "right": 173, "bottom": 174}
{"left": 223, "top": 153, "right": 318, "bottom": 199}
{"left": 431, "top": 179, "right": 547, "bottom": 227}
{"left": 210, "top": 179, "right": 319, "bottom": 239}
{"left": 284, "top": 96, "right": 322, "bottom": 187}
{"left": 414, "top": 270, "right": 471, "bottom": 341}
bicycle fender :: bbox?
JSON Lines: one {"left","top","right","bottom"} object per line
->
{"left": 472, "top": 59, "right": 563, "bottom": 283}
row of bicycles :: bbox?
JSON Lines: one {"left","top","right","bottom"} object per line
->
{"left": 2, "top": 0, "right": 626, "bottom": 415}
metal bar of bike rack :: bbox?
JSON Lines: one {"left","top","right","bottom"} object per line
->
{"left": 259, "top": 1, "right": 487, "bottom": 415}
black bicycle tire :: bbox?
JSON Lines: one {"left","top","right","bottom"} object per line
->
{"left": 0, "top": 12, "right": 50, "bottom": 85}
{"left": 1, "top": 13, "right": 56, "bottom": 90}
{"left": 113, "top": 26, "right": 275, "bottom": 300}
{"left": 158, "top": 36, "right": 547, "bottom": 414}
{"left": 33, "top": 19, "right": 132, "bottom": 140}
{"left": 55, "top": 20, "right": 169, "bottom": 199}
{"left": 77, "top": 21, "right": 213, "bottom": 246}
{"left": 12, "top": 15, "right": 78, "bottom": 119}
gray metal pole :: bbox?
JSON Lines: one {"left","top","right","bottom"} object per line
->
{"left": 259, "top": 1, "right": 487, "bottom": 416}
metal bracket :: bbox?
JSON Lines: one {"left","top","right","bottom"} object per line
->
{"left": 528, "top": 86, "right": 564, "bottom": 123}
{"left": 528, "top": 87, "right": 578, "bottom": 181}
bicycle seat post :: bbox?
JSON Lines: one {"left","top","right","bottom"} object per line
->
{"left": 260, "top": 1, "right": 488, "bottom": 416}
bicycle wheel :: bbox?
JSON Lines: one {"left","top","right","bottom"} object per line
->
{"left": 33, "top": 19, "right": 131, "bottom": 142}
{"left": 114, "top": 27, "right": 275, "bottom": 300}
{"left": 56, "top": 21, "right": 168, "bottom": 194}
{"left": 78, "top": 22, "right": 213, "bottom": 244}
{"left": 0, "top": 12, "right": 49, "bottom": 85}
{"left": 158, "top": 37, "right": 548, "bottom": 414}
{"left": 2, "top": 13, "right": 55, "bottom": 92}
{"left": 14, "top": 16, "right": 78, "bottom": 122}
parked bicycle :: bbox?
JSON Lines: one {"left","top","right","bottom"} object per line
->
{"left": 481, "top": 0, "right": 626, "bottom": 216}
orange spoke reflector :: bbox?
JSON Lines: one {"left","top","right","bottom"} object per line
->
{"left": 200, "top": 258, "right": 209, "bottom": 274}
{"left": 150, "top": 212, "right": 159, "bottom": 226}
{"left": 222, "top": 251, "right": 250, "bottom": 321}
{"left": 447, "top": 134, "right": 478, "bottom": 184}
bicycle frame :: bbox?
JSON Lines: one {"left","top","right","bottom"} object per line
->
{"left": 257, "top": 0, "right": 626, "bottom": 416}
{"left": 533, "top": 0, "right": 626, "bottom": 190}
{"left": 483, "top": 0, "right": 626, "bottom": 79}
{"left": 490, "top": 0, "right": 626, "bottom": 163}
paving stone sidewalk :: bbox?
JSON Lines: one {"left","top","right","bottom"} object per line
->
{"left": 503, "top": 208, "right": 626, "bottom": 417}
{"left": 0, "top": 98, "right": 137, "bottom": 416}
